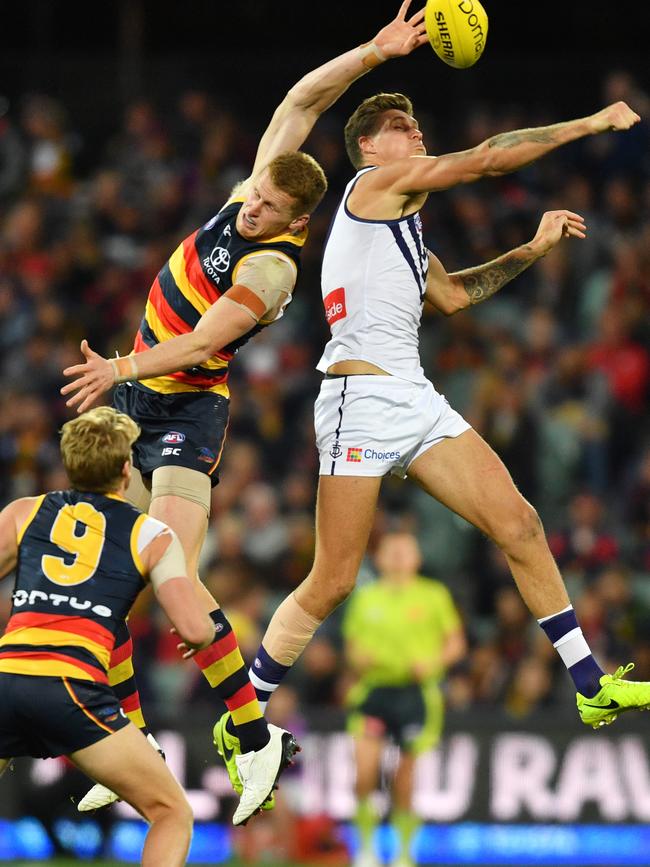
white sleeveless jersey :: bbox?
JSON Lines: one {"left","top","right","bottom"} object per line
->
{"left": 317, "top": 167, "right": 429, "bottom": 384}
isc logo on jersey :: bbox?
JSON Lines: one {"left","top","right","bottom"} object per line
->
{"left": 323, "top": 287, "right": 347, "bottom": 327}
{"left": 161, "top": 432, "right": 185, "bottom": 457}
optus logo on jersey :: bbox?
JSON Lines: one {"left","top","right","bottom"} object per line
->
{"left": 323, "top": 286, "right": 346, "bottom": 326}
{"left": 13, "top": 588, "right": 112, "bottom": 617}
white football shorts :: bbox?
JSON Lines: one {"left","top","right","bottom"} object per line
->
{"left": 314, "top": 374, "right": 471, "bottom": 478}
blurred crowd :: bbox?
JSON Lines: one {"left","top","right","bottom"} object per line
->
{"left": 0, "top": 67, "right": 649, "bottom": 725}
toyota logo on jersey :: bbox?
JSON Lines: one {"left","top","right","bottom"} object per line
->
{"left": 323, "top": 286, "right": 347, "bottom": 327}
{"left": 209, "top": 246, "right": 231, "bottom": 273}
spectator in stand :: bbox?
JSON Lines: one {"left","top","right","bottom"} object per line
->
{"left": 0, "top": 97, "right": 26, "bottom": 204}
{"left": 586, "top": 303, "right": 650, "bottom": 478}
{"left": 624, "top": 447, "right": 650, "bottom": 571}
{"left": 20, "top": 94, "right": 75, "bottom": 198}
{"left": 549, "top": 491, "right": 620, "bottom": 580}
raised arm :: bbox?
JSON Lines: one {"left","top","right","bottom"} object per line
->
{"left": 385, "top": 101, "right": 640, "bottom": 196}
{"left": 425, "top": 210, "right": 586, "bottom": 315}
{"left": 245, "top": 1, "right": 428, "bottom": 183}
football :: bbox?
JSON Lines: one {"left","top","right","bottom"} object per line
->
{"left": 425, "top": 0, "right": 489, "bottom": 69}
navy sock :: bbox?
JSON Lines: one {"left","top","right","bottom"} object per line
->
{"left": 538, "top": 607, "right": 604, "bottom": 698}
{"left": 249, "top": 644, "right": 291, "bottom": 711}
{"left": 225, "top": 645, "right": 291, "bottom": 738}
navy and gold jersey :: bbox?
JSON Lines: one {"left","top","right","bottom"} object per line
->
{"left": 133, "top": 198, "right": 306, "bottom": 396}
{"left": 0, "top": 491, "right": 148, "bottom": 683}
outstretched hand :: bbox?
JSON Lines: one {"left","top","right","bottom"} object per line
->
{"left": 532, "top": 210, "right": 587, "bottom": 256}
{"left": 61, "top": 339, "right": 116, "bottom": 414}
{"left": 374, "top": 0, "right": 429, "bottom": 59}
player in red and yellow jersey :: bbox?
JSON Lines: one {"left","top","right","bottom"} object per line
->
{"left": 0, "top": 408, "right": 217, "bottom": 865}
{"left": 61, "top": 2, "right": 429, "bottom": 810}
{"left": 0, "top": 408, "right": 296, "bottom": 829}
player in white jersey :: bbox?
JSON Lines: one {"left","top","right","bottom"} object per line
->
{"left": 242, "top": 85, "right": 650, "bottom": 735}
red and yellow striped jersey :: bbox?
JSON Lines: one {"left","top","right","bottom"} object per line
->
{"left": 133, "top": 199, "right": 305, "bottom": 396}
{"left": 0, "top": 491, "right": 147, "bottom": 683}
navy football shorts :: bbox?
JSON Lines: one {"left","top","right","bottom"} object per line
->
{"left": 347, "top": 682, "right": 445, "bottom": 754}
{"left": 113, "top": 383, "right": 229, "bottom": 487}
{"left": 0, "top": 673, "right": 130, "bottom": 759}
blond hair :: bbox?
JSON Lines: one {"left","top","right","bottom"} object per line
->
{"left": 344, "top": 93, "right": 414, "bottom": 169}
{"left": 60, "top": 407, "right": 140, "bottom": 493}
{"left": 267, "top": 151, "right": 328, "bottom": 216}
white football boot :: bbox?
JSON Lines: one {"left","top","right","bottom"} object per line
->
{"left": 231, "top": 724, "right": 299, "bottom": 825}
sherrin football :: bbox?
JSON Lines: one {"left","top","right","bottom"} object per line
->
{"left": 425, "top": 0, "right": 488, "bottom": 69}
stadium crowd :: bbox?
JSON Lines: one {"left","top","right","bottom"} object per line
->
{"left": 0, "top": 69, "right": 649, "bottom": 725}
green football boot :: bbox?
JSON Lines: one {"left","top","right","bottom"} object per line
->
{"left": 577, "top": 663, "right": 650, "bottom": 729}
{"left": 212, "top": 712, "right": 275, "bottom": 810}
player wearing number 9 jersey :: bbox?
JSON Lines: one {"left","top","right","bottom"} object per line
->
{"left": 0, "top": 408, "right": 215, "bottom": 866}
{"left": 0, "top": 488, "right": 178, "bottom": 684}
{"left": 0, "top": 407, "right": 279, "bottom": 863}
{"left": 0, "top": 407, "right": 214, "bottom": 710}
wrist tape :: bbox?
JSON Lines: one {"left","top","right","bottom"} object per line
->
{"left": 359, "top": 41, "right": 386, "bottom": 70}
{"left": 109, "top": 355, "right": 139, "bottom": 384}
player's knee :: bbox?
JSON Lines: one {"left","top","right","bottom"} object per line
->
{"left": 175, "top": 797, "right": 194, "bottom": 831}
{"left": 310, "top": 557, "right": 358, "bottom": 607}
{"left": 142, "top": 786, "right": 193, "bottom": 828}
{"left": 327, "top": 573, "right": 357, "bottom": 607}
{"left": 493, "top": 501, "right": 543, "bottom": 553}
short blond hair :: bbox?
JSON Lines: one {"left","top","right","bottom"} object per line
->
{"left": 60, "top": 407, "right": 140, "bottom": 493}
{"left": 267, "top": 151, "right": 328, "bottom": 216}
{"left": 344, "top": 93, "right": 414, "bottom": 169}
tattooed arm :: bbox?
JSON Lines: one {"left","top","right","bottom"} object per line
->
{"left": 379, "top": 101, "right": 640, "bottom": 198}
{"left": 425, "top": 210, "right": 586, "bottom": 316}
